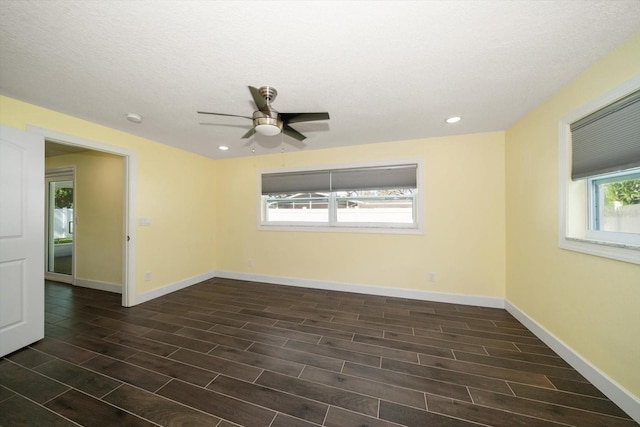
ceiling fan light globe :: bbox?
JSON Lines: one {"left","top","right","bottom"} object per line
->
{"left": 253, "top": 114, "right": 283, "bottom": 136}
{"left": 255, "top": 124, "right": 282, "bottom": 136}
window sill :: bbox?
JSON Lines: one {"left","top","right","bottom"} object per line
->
{"left": 560, "top": 236, "right": 640, "bottom": 264}
{"left": 258, "top": 223, "right": 423, "bottom": 235}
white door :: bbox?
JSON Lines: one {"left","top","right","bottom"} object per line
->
{"left": 0, "top": 125, "right": 44, "bottom": 357}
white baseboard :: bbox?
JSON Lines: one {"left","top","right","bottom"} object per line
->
{"left": 74, "top": 278, "right": 122, "bottom": 294}
{"left": 505, "top": 300, "right": 640, "bottom": 423}
{"left": 213, "top": 270, "right": 505, "bottom": 308}
{"left": 135, "top": 270, "right": 217, "bottom": 305}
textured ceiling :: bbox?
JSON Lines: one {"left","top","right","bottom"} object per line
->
{"left": 1, "top": 1, "right": 639, "bottom": 159}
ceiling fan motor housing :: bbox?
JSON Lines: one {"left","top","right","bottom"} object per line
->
{"left": 259, "top": 86, "right": 278, "bottom": 103}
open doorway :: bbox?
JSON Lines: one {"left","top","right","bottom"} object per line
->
{"left": 45, "top": 140, "right": 126, "bottom": 295}
{"left": 36, "top": 126, "right": 138, "bottom": 307}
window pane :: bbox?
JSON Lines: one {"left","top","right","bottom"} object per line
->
{"left": 594, "top": 174, "right": 640, "bottom": 233}
{"left": 335, "top": 189, "right": 415, "bottom": 224}
{"left": 264, "top": 193, "right": 329, "bottom": 223}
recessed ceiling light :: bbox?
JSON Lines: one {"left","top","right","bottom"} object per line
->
{"left": 446, "top": 116, "right": 461, "bottom": 124}
{"left": 218, "top": 145, "right": 229, "bottom": 151}
{"left": 126, "top": 113, "right": 143, "bottom": 124}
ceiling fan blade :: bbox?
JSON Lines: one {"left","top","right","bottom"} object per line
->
{"left": 199, "top": 123, "right": 252, "bottom": 130}
{"left": 197, "top": 111, "right": 252, "bottom": 120}
{"left": 241, "top": 128, "right": 257, "bottom": 139}
{"left": 248, "top": 86, "right": 268, "bottom": 111}
{"left": 282, "top": 124, "right": 307, "bottom": 141}
{"left": 280, "top": 112, "right": 330, "bottom": 124}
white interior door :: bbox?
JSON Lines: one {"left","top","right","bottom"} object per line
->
{"left": 0, "top": 125, "right": 44, "bottom": 357}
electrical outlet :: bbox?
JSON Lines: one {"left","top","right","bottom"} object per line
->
{"left": 144, "top": 272, "right": 151, "bottom": 281}
{"left": 248, "top": 258, "right": 253, "bottom": 267}
{"left": 428, "top": 272, "right": 436, "bottom": 282}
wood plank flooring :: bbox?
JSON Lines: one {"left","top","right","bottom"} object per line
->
{"left": 0, "top": 278, "right": 635, "bottom": 426}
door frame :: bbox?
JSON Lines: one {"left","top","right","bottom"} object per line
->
{"left": 30, "top": 126, "right": 137, "bottom": 307}
{"left": 44, "top": 168, "right": 76, "bottom": 285}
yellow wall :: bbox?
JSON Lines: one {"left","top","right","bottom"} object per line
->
{"left": 216, "top": 132, "right": 506, "bottom": 298}
{"left": 46, "top": 151, "right": 124, "bottom": 286}
{"left": 0, "top": 94, "right": 507, "bottom": 300}
{"left": 0, "top": 96, "right": 218, "bottom": 293}
{"left": 505, "top": 33, "right": 640, "bottom": 396}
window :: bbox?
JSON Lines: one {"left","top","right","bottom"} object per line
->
{"left": 588, "top": 171, "right": 640, "bottom": 240}
{"left": 559, "top": 77, "right": 640, "bottom": 264}
{"left": 259, "top": 162, "right": 421, "bottom": 233}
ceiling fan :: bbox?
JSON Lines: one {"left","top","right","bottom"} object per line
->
{"left": 198, "top": 86, "right": 330, "bottom": 141}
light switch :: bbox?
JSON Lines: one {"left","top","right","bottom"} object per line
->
{"left": 138, "top": 217, "right": 152, "bottom": 226}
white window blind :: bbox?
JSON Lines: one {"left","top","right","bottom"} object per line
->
{"left": 262, "top": 164, "right": 417, "bottom": 194}
{"left": 331, "top": 165, "right": 417, "bottom": 191}
{"left": 261, "top": 170, "right": 330, "bottom": 194}
{"left": 570, "top": 89, "right": 640, "bottom": 180}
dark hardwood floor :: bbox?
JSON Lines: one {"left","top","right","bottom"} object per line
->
{"left": 0, "top": 278, "right": 635, "bottom": 426}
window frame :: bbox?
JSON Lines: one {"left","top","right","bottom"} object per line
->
{"left": 558, "top": 75, "right": 640, "bottom": 264}
{"left": 257, "top": 159, "right": 424, "bottom": 235}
